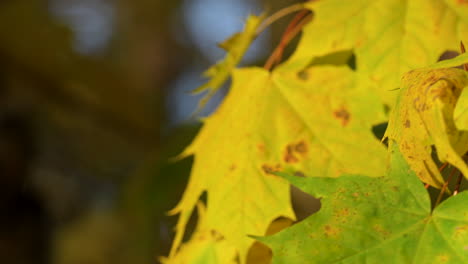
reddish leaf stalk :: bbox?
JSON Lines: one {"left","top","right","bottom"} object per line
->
{"left": 425, "top": 162, "right": 448, "bottom": 189}
{"left": 434, "top": 167, "right": 457, "bottom": 207}
{"left": 264, "top": 10, "right": 312, "bottom": 70}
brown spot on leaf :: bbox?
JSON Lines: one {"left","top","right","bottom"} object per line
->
{"left": 294, "top": 141, "right": 308, "bottom": 154}
{"left": 284, "top": 141, "right": 309, "bottom": 163}
{"left": 284, "top": 145, "right": 299, "bottom": 163}
{"left": 404, "top": 120, "right": 411, "bottom": 128}
{"left": 297, "top": 70, "right": 309, "bottom": 80}
{"left": 426, "top": 74, "right": 437, "bottom": 83}
{"left": 262, "top": 165, "right": 272, "bottom": 174}
{"left": 373, "top": 224, "right": 390, "bottom": 238}
{"left": 413, "top": 96, "right": 426, "bottom": 112}
{"left": 401, "top": 142, "right": 410, "bottom": 150}
{"left": 422, "top": 79, "right": 433, "bottom": 86}
{"left": 455, "top": 225, "right": 468, "bottom": 237}
{"left": 323, "top": 225, "right": 340, "bottom": 237}
{"left": 229, "top": 164, "right": 237, "bottom": 171}
{"left": 333, "top": 107, "right": 351, "bottom": 126}
{"left": 262, "top": 164, "right": 282, "bottom": 174}
{"left": 335, "top": 208, "right": 350, "bottom": 218}
{"left": 210, "top": 230, "right": 225, "bottom": 241}
{"left": 257, "top": 143, "right": 265, "bottom": 153}
{"left": 294, "top": 171, "right": 305, "bottom": 177}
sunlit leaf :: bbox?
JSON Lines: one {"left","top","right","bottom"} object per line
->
{"left": 169, "top": 64, "right": 387, "bottom": 262}
{"left": 259, "top": 144, "right": 468, "bottom": 264}
{"left": 281, "top": 0, "right": 468, "bottom": 105}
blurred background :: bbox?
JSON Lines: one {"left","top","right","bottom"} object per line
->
{"left": 0, "top": 0, "right": 299, "bottom": 263}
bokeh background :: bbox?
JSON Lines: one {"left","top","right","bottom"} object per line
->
{"left": 0, "top": 0, "right": 299, "bottom": 263}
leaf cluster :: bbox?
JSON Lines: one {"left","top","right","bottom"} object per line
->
{"left": 165, "top": 1, "right": 468, "bottom": 263}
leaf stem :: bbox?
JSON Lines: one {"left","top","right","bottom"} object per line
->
{"left": 264, "top": 11, "right": 312, "bottom": 70}
{"left": 434, "top": 167, "right": 457, "bottom": 208}
{"left": 256, "top": 3, "right": 305, "bottom": 35}
{"left": 439, "top": 162, "right": 449, "bottom": 172}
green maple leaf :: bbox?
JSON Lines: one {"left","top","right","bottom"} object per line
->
{"left": 281, "top": 0, "right": 468, "bottom": 105}
{"left": 169, "top": 64, "right": 387, "bottom": 262}
{"left": 192, "top": 14, "right": 263, "bottom": 112}
{"left": 259, "top": 144, "right": 468, "bottom": 264}
{"left": 384, "top": 54, "right": 468, "bottom": 188}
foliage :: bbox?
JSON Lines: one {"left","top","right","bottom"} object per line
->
{"left": 261, "top": 144, "right": 468, "bottom": 263}
{"left": 384, "top": 67, "right": 468, "bottom": 188}
{"left": 166, "top": 1, "right": 468, "bottom": 263}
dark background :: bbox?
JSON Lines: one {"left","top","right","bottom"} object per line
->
{"left": 0, "top": 0, "right": 299, "bottom": 263}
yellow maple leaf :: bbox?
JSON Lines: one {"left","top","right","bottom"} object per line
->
{"left": 169, "top": 65, "right": 387, "bottom": 263}
{"left": 385, "top": 65, "right": 468, "bottom": 188}
{"left": 281, "top": 0, "right": 468, "bottom": 106}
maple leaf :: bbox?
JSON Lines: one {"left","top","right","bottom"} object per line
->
{"left": 192, "top": 15, "right": 263, "bottom": 112}
{"left": 384, "top": 54, "right": 468, "bottom": 188}
{"left": 281, "top": 0, "right": 468, "bottom": 105}
{"left": 168, "top": 64, "right": 387, "bottom": 262}
{"left": 259, "top": 144, "right": 468, "bottom": 264}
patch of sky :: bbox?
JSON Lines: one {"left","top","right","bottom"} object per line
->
{"left": 181, "top": 0, "right": 270, "bottom": 63}
{"left": 166, "top": 66, "right": 228, "bottom": 126}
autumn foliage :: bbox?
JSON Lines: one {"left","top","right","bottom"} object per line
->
{"left": 163, "top": 1, "right": 468, "bottom": 263}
